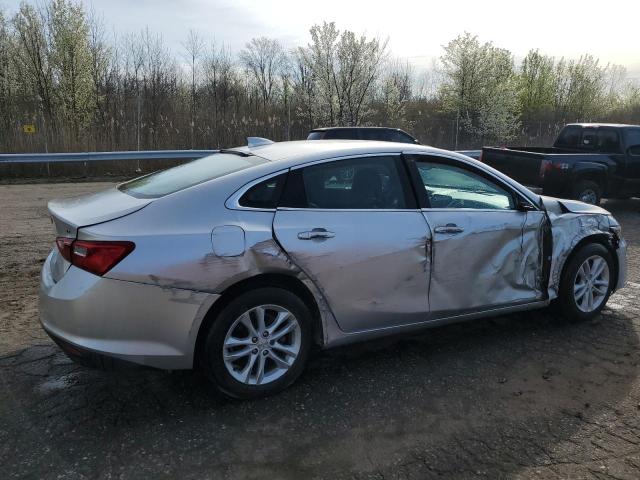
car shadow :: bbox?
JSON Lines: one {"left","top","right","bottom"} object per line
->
{"left": 1, "top": 300, "right": 639, "bottom": 478}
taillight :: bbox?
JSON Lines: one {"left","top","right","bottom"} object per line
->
{"left": 539, "top": 160, "right": 569, "bottom": 179}
{"left": 55, "top": 237, "right": 74, "bottom": 263}
{"left": 56, "top": 237, "right": 134, "bottom": 276}
{"left": 539, "top": 159, "right": 553, "bottom": 179}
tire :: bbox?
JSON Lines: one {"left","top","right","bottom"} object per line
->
{"left": 572, "top": 179, "right": 602, "bottom": 205}
{"left": 558, "top": 243, "right": 614, "bottom": 322}
{"left": 201, "top": 287, "right": 313, "bottom": 399}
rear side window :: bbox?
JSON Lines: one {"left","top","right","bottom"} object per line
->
{"left": 324, "top": 129, "right": 358, "bottom": 140}
{"left": 555, "top": 126, "right": 581, "bottom": 148}
{"left": 387, "top": 130, "right": 416, "bottom": 144}
{"left": 239, "top": 174, "right": 286, "bottom": 208}
{"left": 360, "top": 129, "right": 384, "bottom": 141}
{"left": 580, "top": 129, "right": 597, "bottom": 149}
{"left": 280, "top": 156, "right": 409, "bottom": 209}
{"left": 119, "top": 153, "right": 266, "bottom": 199}
{"left": 307, "top": 131, "right": 324, "bottom": 140}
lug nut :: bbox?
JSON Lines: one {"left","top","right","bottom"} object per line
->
{"left": 252, "top": 348, "right": 258, "bottom": 354}
{"left": 262, "top": 350, "right": 269, "bottom": 356}
{"left": 262, "top": 331, "right": 269, "bottom": 337}
{"left": 269, "top": 340, "right": 275, "bottom": 346}
{"left": 252, "top": 337, "right": 258, "bottom": 343}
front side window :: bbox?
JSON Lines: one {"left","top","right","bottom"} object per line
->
{"left": 416, "top": 161, "right": 514, "bottom": 210}
{"left": 119, "top": 153, "right": 266, "bottom": 199}
{"left": 597, "top": 129, "right": 621, "bottom": 153}
{"left": 280, "top": 156, "right": 408, "bottom": 209}
{"left": 624, "top": 129, "right": 640, "bottom": 150}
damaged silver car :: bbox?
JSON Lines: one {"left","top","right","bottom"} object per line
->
{"left": 40, "top": 139, "right": 627, "bottom": 398}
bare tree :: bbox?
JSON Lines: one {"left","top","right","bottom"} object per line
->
{"left": 240, "top": 37, "right": 285, "bottom": 109}
{"left": 182, "top": 29, "right": 203, "bottom": 148}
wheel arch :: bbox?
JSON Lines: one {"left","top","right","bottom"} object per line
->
{"left": 193, "top": 273, "right": 324, "bottom": 368}
{"left": 571, "top": 164, "right": 608, "bottom": 194}
{"left": 559, "top": 233, "right": 619, "bottom": 291}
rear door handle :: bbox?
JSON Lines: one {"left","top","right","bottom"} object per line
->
{"left": 298, "top": 228, "right": 335, "bottom": 240}
{"left": 434, "top": 224, "right": 464, "bottom": 234}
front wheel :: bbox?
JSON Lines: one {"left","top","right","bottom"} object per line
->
{"left": 558, "top": 243, "right": 614, "bottom": 321}
{"left": 201, "top": 287, "right": 313, "bottom": 399}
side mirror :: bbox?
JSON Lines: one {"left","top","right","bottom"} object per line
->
{"left": 517, "top": 200, "right": 537, "bottom": 212}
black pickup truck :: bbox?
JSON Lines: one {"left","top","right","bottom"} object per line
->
{"left": 480, "top": 123, "right": 640, "bottom": 204}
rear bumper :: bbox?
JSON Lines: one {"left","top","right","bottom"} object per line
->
{"left": 39, "top": 250, "right": 219, "bottom": 370}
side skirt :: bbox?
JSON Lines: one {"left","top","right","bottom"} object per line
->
{"left": 322, "top": 300, "right": 550, "bottom": 349}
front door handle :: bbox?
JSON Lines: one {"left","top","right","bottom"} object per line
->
{"left": 298, "top": 228, "right": 335, "bottom": 240}
{"left": 434, "top": 224, "right": 464, "bottom": 234}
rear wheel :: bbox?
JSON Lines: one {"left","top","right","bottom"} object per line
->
{"left": 558, "top": 243, "right": 614, "bottom": 321}
{"left": 572, "top": 180, "right": 602, "bottom": 205}
{"left": 201, "top": 287, "right": 312, "bottom": 399}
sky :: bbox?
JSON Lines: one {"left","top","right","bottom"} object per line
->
{"left": 3, "top": 0, "right": 640, "bottom": 76}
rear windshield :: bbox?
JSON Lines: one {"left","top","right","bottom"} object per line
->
{"left": 555, "top": 126, "right": 581, "bottom": 148}
{"left": 119, "top": 153, "right": 266, "bottom": 198}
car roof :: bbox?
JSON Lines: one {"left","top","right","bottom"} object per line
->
{"left": 230, "top": 140, "right": 438, "bottom": 166}
{"left": 310, "top": 126, "right": 406, "bottom": 132}
{"left": 565, "top": 123, "right": 640, "bottom": 129}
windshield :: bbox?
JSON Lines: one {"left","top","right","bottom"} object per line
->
{"left": 118, "top": 153, "right": 267, "bottom": 198}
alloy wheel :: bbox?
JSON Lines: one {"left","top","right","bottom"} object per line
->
{"left": 573, "top": 255, "right": 610, "bottom": 313}
{"left": 222, "top": 305, "right": 301, "bottom": 385}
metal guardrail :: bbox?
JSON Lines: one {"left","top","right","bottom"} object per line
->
{"left": 1, "top": 148, "right": 482, "bottom": 164}
{"left": 0, "top": 150, "right": 217, "bottom": 164}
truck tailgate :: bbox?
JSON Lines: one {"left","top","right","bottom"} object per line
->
{"left": 481, "top": 147, "right": 544, "bottom": 187}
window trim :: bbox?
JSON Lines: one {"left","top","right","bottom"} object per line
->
{"left": 278, "top": 153, "right": 418, "bottom": 211}
{"left": 225, "top": 169, "right": 290, "bottom": 211}
{"left": 404, "top": 153, "right": 539, "bottom": 212}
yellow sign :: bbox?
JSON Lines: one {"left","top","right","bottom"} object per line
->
{"left": 22, "top": 124, "right": 36, "bottom": 134}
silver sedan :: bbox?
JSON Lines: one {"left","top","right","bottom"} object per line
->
{"left": 40, "top": 140, "right": 627, "bottom": 398}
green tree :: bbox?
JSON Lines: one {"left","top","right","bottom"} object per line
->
{"left": 518, "top": 49, "right": 556, "bottom": 121}
{"left": 48, "top": 0, "right": 94, "bottom": 142}
{"left": 440, "top": 32, "right": 520, "bottom": 144}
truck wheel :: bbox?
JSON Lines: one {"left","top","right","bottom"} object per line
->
{"left": 572, "top": 180, "right": 601, "bottom": 205}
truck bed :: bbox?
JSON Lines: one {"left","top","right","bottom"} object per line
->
{"left": 481, "top": 146, "right": 615, "bottom": 193}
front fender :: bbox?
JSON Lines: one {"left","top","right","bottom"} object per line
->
{"left": 546, "top": 212, "right": 615, "bottom": 299}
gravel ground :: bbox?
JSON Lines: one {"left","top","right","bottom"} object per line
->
{"left": 1, "top": 183, "right": 640, "bottom": 479}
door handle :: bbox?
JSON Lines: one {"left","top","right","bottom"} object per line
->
{"left": 298, "top": 228, "right": 335, "bottom": 240}
{"left": 434, "top": 224, "right": 464, "bottom": 234}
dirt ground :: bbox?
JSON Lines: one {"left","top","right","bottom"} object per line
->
{"left": 1, "top": 183, "right": 640, "bottom": 479}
